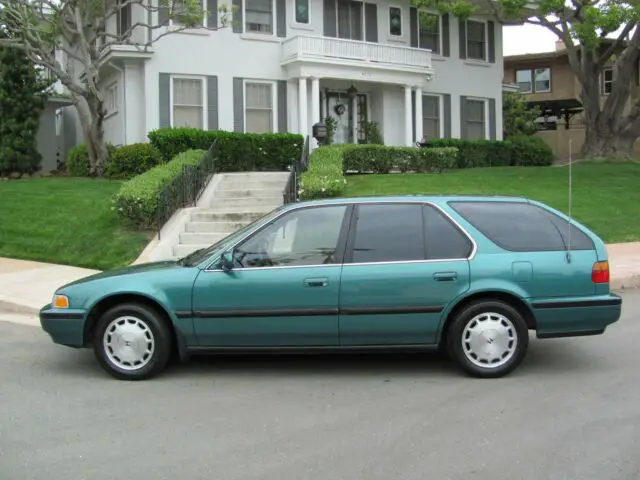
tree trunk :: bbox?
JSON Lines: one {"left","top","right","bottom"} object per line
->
{"left": 74, "top": 92, "right": 108, "bottom": 176}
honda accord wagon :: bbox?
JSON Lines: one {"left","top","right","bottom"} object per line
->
{"left": 40, "top": 196, "right": 622, "bottom": 380}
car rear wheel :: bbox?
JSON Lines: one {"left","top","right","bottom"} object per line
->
{"left": 446, "top": 299, "right": 529, "bottom": 378}
{"left": 93, "top": 303, "right": 172, "bottom": 381}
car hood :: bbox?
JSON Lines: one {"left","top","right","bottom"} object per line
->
{"left": 59, "top": 260, "right": 181, "bottom": 290}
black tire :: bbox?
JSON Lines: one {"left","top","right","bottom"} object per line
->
{"left": 93, "top": 303, "right": 173, "bottom": 381}
{"left": 446, "top": 299, "right": 529, "bottom": 378}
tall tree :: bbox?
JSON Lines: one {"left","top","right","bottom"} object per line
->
{"left": 413, "top": 0, "right": 640, "bottom": 158}
{"left": 0, "top": 30, "right": 51, "bottom": 175}
{"left": 0, "top": 0, "right": 230, "bottom": 176}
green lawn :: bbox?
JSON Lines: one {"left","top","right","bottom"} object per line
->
{"left": 343, "top": 162, "right": 640, "bottom": 244}
{"left": 0, "top": 178, "right": 151, "bottom": 270}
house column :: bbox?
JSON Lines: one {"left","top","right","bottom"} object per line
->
{"left": 298, "top": 77, "right": 308, "bottom": 140}
{"left": 311, "top": 77, "right": 320, "bottom": 148}
{"left": 404, "top": 85, "right": 412, "bottom": 146}
{"left": 414, "top": 87, "right": 423, "bottom": 143}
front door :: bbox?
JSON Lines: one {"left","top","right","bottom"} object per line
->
{"left": 326, "top": 93, "right": 368, "bottom": 144}
{"left": 191, "top": 204, "right": 352, "bottom": 347}
{"left": 339, "top": 202, "right": 473, "bottom": 346}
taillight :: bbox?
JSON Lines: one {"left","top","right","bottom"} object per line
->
{"left": 592, "top": 261, "right": 610, "bottom": 283}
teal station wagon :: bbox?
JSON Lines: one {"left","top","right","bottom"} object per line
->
{"left": 40, "top": 196, "right": 622, "bottom": 380}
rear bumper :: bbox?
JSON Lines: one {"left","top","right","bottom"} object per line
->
{"left": 39, "top": 304, "right": 87, "bottom": 348}
{"left": 530, "top": 294, "right": 622, "bottom": 339}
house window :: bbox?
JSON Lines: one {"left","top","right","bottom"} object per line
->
{"left": 295, "top": 0, "right": 309, "bottom": 23}
{"left": 117, "top": 0, "right": 131, "bottom": 35}
{"left": 172, "top": 77, "right": 204, "bottom": 128}
{"left": 534, "top": 68, "right": 551, "bottom": 92}
{"left": 516, "top": 69, "right": 532, "bottom": 93}
{"left": 422, "top": 95, "right": 440, "bottom": 139}
{"left": 389, "top": 6, "right": 402, "bottom": 36}
{"left": 245, "top": 0, "right": 274, "bottom": 34}
{"left": 105, "top": 83, "right": 118, "bottom": 116}
{"left": 418, "top": 12, "right": 439, "bottom": 53}
{"left": 170, "top": 0, "right": 205, "bottom": 27}
{"left": 602, "top": 68, "right": 613, "bottom": 94}
{"left": 466, "top": 20, "right": 486, "bottom": 61}
{"left": 337, "top": 0, "right": 363, "bottom": 40}
{"left": 245, "top": 82, "right": 274, "bottom": 133}
{"left": 466, "top": 99, "right": 486, "bottom": 140}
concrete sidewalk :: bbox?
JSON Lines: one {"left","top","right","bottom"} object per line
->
{"left": 1, "top": 242, "right": 639, "bottom": 316}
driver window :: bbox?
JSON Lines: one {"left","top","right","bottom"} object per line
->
{"left": 233, "top": 205, "right": 348, "bottom": 268}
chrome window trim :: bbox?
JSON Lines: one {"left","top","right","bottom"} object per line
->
{"left": 204, "top": 199, "right": 478, "bottom": 272}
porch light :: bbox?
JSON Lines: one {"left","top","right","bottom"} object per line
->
{"left": 347, "top": 84, "right": 358, "bottom": 99}
{"left": 313, "top": 122, "right": 328, "bottom": 145}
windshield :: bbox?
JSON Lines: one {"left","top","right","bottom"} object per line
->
{"left": 179, "top": 207, "right": 283, "bottom": 267}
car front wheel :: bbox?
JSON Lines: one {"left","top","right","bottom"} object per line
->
{"left": 93, "top": 303, "right": 172, "bottom": 381}
{"left": 446, "top": 299, "right": 529, "bottom": 378}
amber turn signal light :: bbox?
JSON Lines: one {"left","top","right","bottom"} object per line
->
{"left": 53, "top": 294, "right": 70, "bottom": 309}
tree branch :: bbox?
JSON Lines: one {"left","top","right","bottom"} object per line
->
{"left": 596, "top": 22, "right": 638, "bottom": 66}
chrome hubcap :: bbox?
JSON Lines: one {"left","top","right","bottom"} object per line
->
{"left": 462, "top": 312, "right": 518, "bottom": 368}
{"left": 103, "top": 316, "right": 155, "bottom": 371}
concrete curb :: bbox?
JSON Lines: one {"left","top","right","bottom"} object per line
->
{"left": 611, "top": 273, "right": 640, "bottom": 292}
{"left": 0, "top": 298, "right": 39, "bottom": 316}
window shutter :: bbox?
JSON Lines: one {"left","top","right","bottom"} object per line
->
{"left": 232, "top": 0, "right": 242, "bottom": 33}
{"left": 365, "top": 3, "right": 378, "bottom": 43}
{"left": 460, "top": 95, "right": 468, "bottom": 139}
{"left": 276, "top": 0, "right": 286, "bottom": 37}
{"left": 488, "top": 20, "right": 495, "bottom": 63}
{"left": 159, "top": 73, "right": 170, "bottom": 128}
{"left": 277, "top": 80, "right": 287, "bottom": 132}
{"left": 323, "top": 0, "right": 337, "bottom": 37}
{"left": 489, "top": 98, "right": 496, "bottom": 140}
{"left": 233, "top": 77, "right": 244, "bottom": 132}
{"left": 207, "top": 0, "right": 218, "bottom": 29}
{"left": 443, "top": 94, "right": 451, "bottom": 138}
{"left": 441, "top": 13, "right": 450, "bottom": 57}
{"left": 409, "top": 7, "right": 418, "bottom": 48}
{"left": 458, "top": 19, "right": 467, "bottom": 59}
{"left": 207, "top": 76, "right": 218, "bottom": 130}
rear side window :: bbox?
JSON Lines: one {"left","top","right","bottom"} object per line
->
{"left": 349, "top": 203, "right": 425, "bottom": 263}
{"left": 448, "top": 201, "right": 594, "bottom": 252}
{"left": 423, "top": 205, "right": 473, "bottom": 259}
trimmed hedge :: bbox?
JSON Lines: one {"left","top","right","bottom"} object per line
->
{"left": 105, "top": 143, "right": 163, "bottom": 180}
{"left": 506, "top": 135, "right": 555, "bottom": 166}
{"left": 114, "top": 149, "right": 205, "bottom": 229}
{"left": 299, "top": 145, "right": 347, "bottom": 200}
{"left": 147, "top": 127, "right": 304, "bottom": 171}
{"left": 342, "top": 145, "right": 458, "bottom": 174}
{"left": 66, "top": 143, "right": 117, "bottom": 176}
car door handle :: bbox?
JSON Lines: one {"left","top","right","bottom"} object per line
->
{"left": 433, "top": 272, "right": 458, "bottom": 282}
{"left": 304, "top": 277, "right": 328, "bottom": 287}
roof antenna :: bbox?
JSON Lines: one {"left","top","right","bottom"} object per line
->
{"left": 566, "top": 138, "right": 573, "bottom": 263}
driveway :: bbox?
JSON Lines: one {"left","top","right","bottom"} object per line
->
{"left": 1, "top": 291, "right": 639, "bottom": 480}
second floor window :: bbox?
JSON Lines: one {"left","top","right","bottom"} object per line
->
{"left": 516, "top": 68, "right": 551, "bottom": 93}
{"left": 466, "top": 20, "right": 486, "bottom": 60}
{"left": 246, "top": 0, "right": 273, "bottom": 34}
{"left": 295, "top": 0, "right": 309, "bottom": 23}
{"left": 389, "top": 7, "right": 402, "bottom": 36}
{"left": 418, "top": 12, "right": 439, "bottom": 53}
{"left": 602, "top": 68, "right": 613, "bottom": 94}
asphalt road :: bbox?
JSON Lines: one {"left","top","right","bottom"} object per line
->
{"left": 1, "top": 292, "right": 639, "bottom": 480}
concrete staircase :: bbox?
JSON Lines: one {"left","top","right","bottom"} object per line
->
{"left": 172, "top": 172, "right": 291, "bottom": 258}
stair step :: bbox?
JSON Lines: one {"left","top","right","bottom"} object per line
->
{"left": 207, "top": 197, "right": 282, "bottom": 208}
{"left": 219, "top": 180, "right": 289, "bottom": 190}
{"left": 185, "top": 221, "right": 249, "bottom": 233}
{"left": 173, "top": 244, "right": 210, "bottom": 258}
{"left": 190, "top": 210, "right": 271, "bottom": 223}
{"left": 179, "top": 232, "right": 232, "bottom": 245}
{"left": 221, "top": 172, "right": 291, "bottom": 181}
{"left": 213, "top": 188, "right": 283, "bottom": 199}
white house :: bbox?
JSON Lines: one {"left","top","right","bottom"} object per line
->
{"left": 64, "top": 0, "right": 507, "bottom": 151}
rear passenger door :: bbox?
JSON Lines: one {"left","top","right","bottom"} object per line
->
{"left": 338, "top": 202, "right": 472, "bottom": 346}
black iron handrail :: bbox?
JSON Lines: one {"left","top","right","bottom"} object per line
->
{"left": 283, "top": 135, "right": 310, "bottom": 205}
{"left": 156, "top": 141, "right": 219, "bottom": 239}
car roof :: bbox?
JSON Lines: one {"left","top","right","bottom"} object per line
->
{"left": 286, "top": 195, "right": 530, "bottom": 209}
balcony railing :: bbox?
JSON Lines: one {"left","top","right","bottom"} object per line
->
{"left": 281, "top": 35, "right": 432, "bottom": 70}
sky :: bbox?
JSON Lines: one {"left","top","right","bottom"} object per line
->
{"left": 503, "top": 24, "right": 559, "bottom": 56}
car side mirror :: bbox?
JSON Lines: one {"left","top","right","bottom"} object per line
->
{"left": 219, "top": 250, "right": 234, "bottom": 272}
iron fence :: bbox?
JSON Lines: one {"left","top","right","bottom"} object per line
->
{"left": 156, "top": 141, "right": 218, "bottom": 239}
{"left": 283, "top": 135, "right": 310, "bottom": 205}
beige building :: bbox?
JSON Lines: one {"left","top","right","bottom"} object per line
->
{"left": 503, "top": 40, "right": 640, "bottom": 159}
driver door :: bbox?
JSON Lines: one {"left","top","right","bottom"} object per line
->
{"left": 191, "top": 204, "right": 352, "bottom": 347}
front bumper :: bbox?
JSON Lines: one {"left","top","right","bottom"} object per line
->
{"left": 39, "top": 303, "right": 87, "bottom": 348}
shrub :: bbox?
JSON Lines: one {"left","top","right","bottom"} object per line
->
{"left": 147, "top": 127, "right": 303, "bottom": 171}
{"left": 66, "top": 143, "right": 116, "bottom": 176}
{"left": 114, "top": 149, "right": 205, "bottom": 229}
{"left": 299, "top": 145, "right": 347, "bottom": 200}
{"left": 506, "top": 135, "right": 554, "bottom": 166}
{"left": 342, "top": 145, "right": 458, "bottom": 174}
{"left": 105, "top": 143, "right": 163, "bottom": 179}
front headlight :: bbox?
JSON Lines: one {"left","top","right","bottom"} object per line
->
{"left": 52, "top": 294, "right": 70, "bottom": 309}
